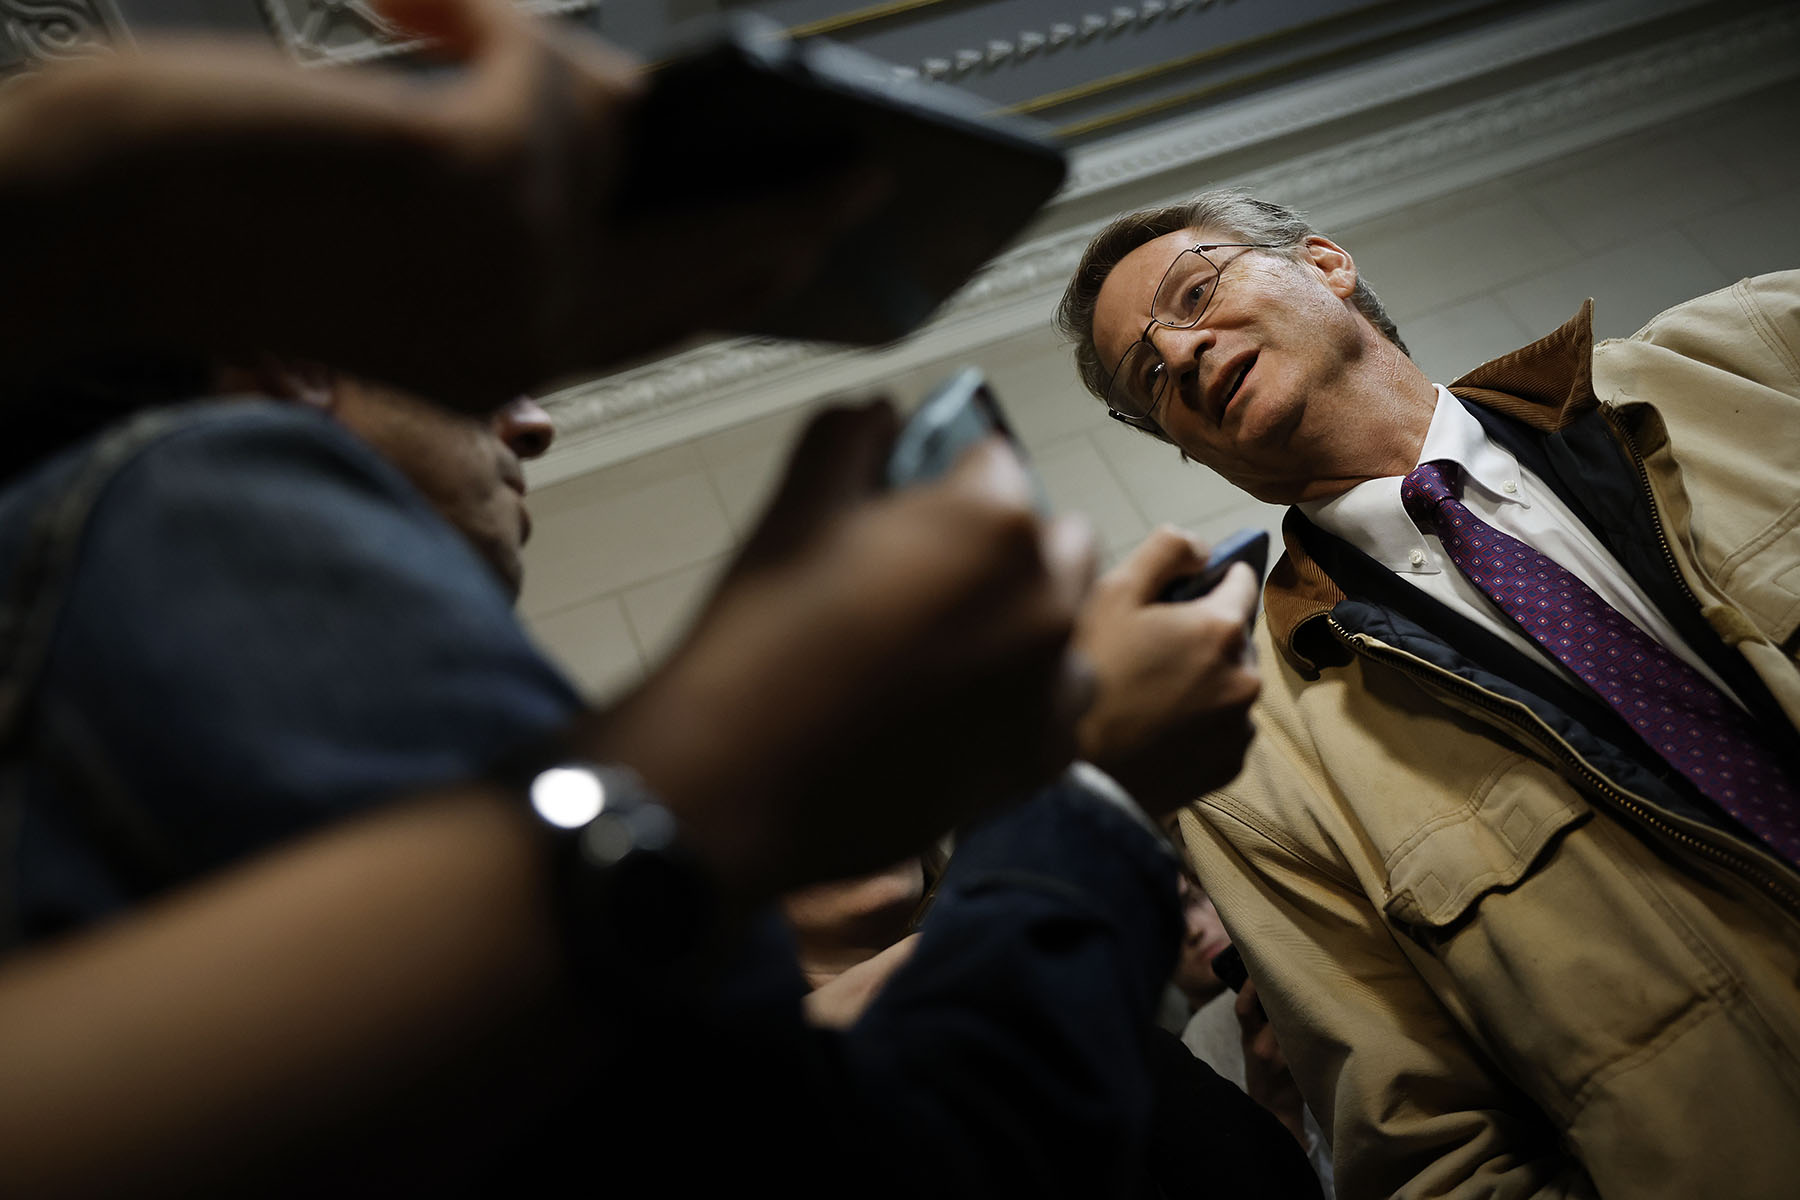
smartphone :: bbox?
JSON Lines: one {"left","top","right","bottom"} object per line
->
{"left": 1210, "top": 944, "right": 1249, "bottom": 994}
{"left": 885, "top": 367, "right": 1050, "bottom": 513}
{"left": 1158, "top": 528, "right": 1270, "bottom": 604}
{"left": 617, "top": 18, "right": 1068, "bottom": 345}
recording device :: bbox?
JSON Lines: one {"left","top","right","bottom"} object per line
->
{"left": 884, "top": 367, "right": 1049, "bottom": 513}
{"left": 1157, "top": 528, "right": 1270, "bottom": 604}
{"left": 1210, "top": 944, "right": 1249, "bottom": 993}
{"left": 619, "top": 18, "right": 1068, "bottom": 345}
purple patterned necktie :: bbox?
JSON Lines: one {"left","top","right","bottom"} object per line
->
{"left": 1402, "top": 460, "right": 1800, "bottom": 865}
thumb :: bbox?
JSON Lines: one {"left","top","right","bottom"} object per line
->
{"left": 735, "top": 401, "right": 898, "bottom": 570}
{"left": 1112, "top": 525, "right": 1210, "bottom": 604}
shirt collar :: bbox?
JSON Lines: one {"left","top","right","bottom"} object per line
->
{"left": 1266, "top": 298, "right": 1598, "bottom": 676}
{"left": 1297, "top": 386, "right": 1527, "bottom": 574}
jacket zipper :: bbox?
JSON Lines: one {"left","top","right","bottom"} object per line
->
{"left": 1325, "top": 617, "right": 1800, "bottom": 918}
{"left": 1600, "top": 406, "right": 1704, "bottom": 618}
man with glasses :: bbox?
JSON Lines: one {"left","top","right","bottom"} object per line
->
{"left": 1057, "top": 188, "right": 1800, "bottom": 1198}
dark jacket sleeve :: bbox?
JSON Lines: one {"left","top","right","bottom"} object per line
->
{"left": 568, "top": 776, "right": 1185, "bottom": 1200}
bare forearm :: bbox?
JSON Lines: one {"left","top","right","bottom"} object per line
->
{"left": 0, "top": 787, "right": 565, "bottom": 1197}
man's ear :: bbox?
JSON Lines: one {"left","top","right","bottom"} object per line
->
{"left": 1301, "top": 235, "right": 1358, "bottom": 301}
{"left": 215, "top": 356, "right": 337, "bottom": 411}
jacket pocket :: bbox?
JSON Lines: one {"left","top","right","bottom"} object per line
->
{"left": 1381, "top": 756, "right": 1591, "bottom": 929}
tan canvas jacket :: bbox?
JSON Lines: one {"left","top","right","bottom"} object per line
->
{"left": 1178, "top": 272, "right": 1800, "bottom": 1199}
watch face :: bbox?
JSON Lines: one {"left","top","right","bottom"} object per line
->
{"left": 532, "top": 764, "right": 715, "bottom": 973}
{"left": 530, "top": 766, "right": 608, "bottom": 830}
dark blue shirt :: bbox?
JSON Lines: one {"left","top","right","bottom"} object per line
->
{"left": 0, "top": 401, "right": 581, "bottom": 944}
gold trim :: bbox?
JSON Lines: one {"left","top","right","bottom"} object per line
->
{"left": 1006, "top": 0, "right": 1400, "bottom": 116}
{"left": 1051, "top": 55, "right": 1320, "bottom": 138}
{"left": 786, "top": 0, "right": 952, "bottom": 40}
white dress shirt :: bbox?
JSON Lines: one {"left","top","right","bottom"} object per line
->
{"left": 1298, "top": 386, "right": 1744, "bottom": 708}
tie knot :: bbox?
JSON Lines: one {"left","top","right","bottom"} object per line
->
{"left": 1401, "top": 460, "right": 1462, "bottom": 526}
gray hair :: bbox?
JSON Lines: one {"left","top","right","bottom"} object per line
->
{"left": 1053, "top": 189, "right": 1407, "bottom": 435}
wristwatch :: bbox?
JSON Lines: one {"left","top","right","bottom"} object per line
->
{"left": 524, "top": 762, "right": 717, "bottom": 985}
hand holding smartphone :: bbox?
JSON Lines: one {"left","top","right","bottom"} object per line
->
{"left": 1157, "top": 529, "right": 1270, "bottom": 605}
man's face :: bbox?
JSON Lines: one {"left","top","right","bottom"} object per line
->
{"left": 331, "top": 381, "right": 554, "bottom": 599}
{"left": 1173, "top": 872, "right": 1232, "bottom": 1008}
{"left": 1091, "top": 226, "right": 1373, "bottom": 505}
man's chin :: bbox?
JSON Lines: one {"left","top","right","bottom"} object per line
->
{"left": 481, "top": 545, "right": 524, "bottom": 604}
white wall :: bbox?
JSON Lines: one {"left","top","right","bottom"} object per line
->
{"left": 518, "top": 76, "right": 1800, "bottom": 699}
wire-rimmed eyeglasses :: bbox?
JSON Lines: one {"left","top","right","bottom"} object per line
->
{"left": 1103, "top": 243, "right": 1277, "bottom": 434}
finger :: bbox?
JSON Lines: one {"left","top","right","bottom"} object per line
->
{"left": 1042, "top": 512, "right": 1099, "bottom": 618}
{"left": 1234, "top": 976, "right": 1264, "bottom": 1021}
{"left": 549, "top": 18, "right": 643, "bottom": 85}
{"left": 1201, "top": 561, "right": 1260, "bottom": 625}
{"left": 737, "top": 401, "right": 898, "bottom": 569}
{"left": 781, "top": 400, "right": 899, "bottom": 511}
{"left": 1024, "top": 516, "right": 1097, "bottom": 777}
{"left": 1108, "top": 524, "right": 1210, "bottom": 604}
{"left": 940, "top": 437, "right": 1036, "bottom": 512}
{"left": 875, "top": 931, "right": 922, "bottom": 972}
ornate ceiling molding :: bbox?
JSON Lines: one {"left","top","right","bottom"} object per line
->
{"left": 259, "top": 0, "right": 597, "bottom": 67}
{"left": 0, "top": 0, "right": 129, "bottom": 76}
{"left": 531, "top": 0, "right": 1799, "bottom": 485}
{"left": 1057, "top": 0, "right": 1706, "bottom": 200}
{"left": 903, "top": 0, "right": 1242, "bottom": 84}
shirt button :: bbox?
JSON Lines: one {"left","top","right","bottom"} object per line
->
{"left": 1502, "top": 480, "right": 1519, "bottom": 494}
{"left": 1409, "top": 549, "right": 1427, "bottom": 568}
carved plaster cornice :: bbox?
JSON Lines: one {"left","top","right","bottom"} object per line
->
{"left": 0, "top": 0, "right": 129, "bottom": 76}
{"left": 1058, "top": 0, "right": 1706, "bottom": 200}
{"left": 259, "top": 0, "right": 597, "bottom": 67}
{"left": 529, "top": 0, "right": 1800, "bottom": 484}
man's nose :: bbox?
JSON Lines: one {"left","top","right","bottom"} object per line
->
{"left": 492, "top": 396, "right": 556, "bottom": 460}
{"left": 1148, "top": 320, "right": 1215, "bottom": 363}
{"left": 1148, "top": 322, "right": 1214, "bottom": 391}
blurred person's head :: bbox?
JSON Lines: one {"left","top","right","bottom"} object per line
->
{"left": 1173, "top": 870, "right": 1233, "bottom": 1010}
{"left": 4, "top": 354, "right": 554, "bottom": 599}
{"left": 221, "top": 363, "right": 554, "bottom": 599}
{"left": 1056, "top": 189, "right": 1430, "bottom": 506}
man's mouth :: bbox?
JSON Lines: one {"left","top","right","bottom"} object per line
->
{"left": 1214, "top": 353, "right": 1256, "bottom": 422}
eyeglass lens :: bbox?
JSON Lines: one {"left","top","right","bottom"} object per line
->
{"left": 1106, "top": 248, "right": 1223, "bottom": 421}
{"left": 1153, "top": 248, "right": 1221, "bottom": 328}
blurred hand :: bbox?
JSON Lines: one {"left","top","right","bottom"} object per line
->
{"left": 585, "top": 402, "right": 1096, "bottom": 902}
{"left": 2, "top": 0, "right": 883, "bottom": 407}
{"left": 1236, "top": 977, "right": 1307, "bottom": 1144}
{"left": 379, "top": 0, "right": 886, "bottom": 402}
{"left": 1072, "top": 526, "right": 1261, "bottom": 816}
{"left": 802, "top": 934, "right": 920, "bottom": 1031}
